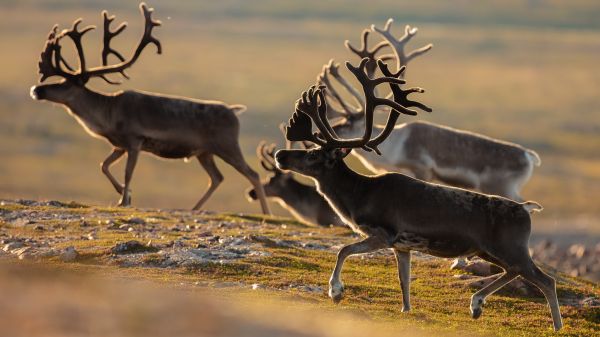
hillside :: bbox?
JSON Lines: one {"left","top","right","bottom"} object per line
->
{"left": 1, "top": 199, "right": 598, "bottom": 336}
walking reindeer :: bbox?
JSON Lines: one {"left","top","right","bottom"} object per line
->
{"left": 29, "top": 3, "right": 271, "bottom": 214}
{"left": 321, "top": 19, "right": 540, "bottom": 201}
{"left": 274, "top": 58, "right": 562, "bottom": 331}
{"left": 247, "top": 142, "right": 344, "bottom": 227}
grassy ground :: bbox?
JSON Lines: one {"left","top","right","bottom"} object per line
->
{"left": 0, "top": 2, "right": 599, "bottom": 232}
{"left": 0, "top": 200, "right": 598, "bottom": 336}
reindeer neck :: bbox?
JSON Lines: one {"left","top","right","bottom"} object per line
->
{"left": 313, "top": 160, "right": 367, "bottom": 218}
{"left": 61, "top": 86, "right": 117, "bottom": 134}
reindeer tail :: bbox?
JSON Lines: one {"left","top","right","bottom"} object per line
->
{"left": 229, "top": 104, "right": 247, "bottom": 116}
{"left": 525, "top": 149, "right": 541, "bottom": 167}
{"left": 521, "top": 201, "right": 543, "bottom": 214}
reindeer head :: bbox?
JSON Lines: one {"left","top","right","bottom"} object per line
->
{"left": 275, "top": 58, "right": 431, "bottom": 179}
{"left": 247, "top": 142, "right": 296, "bottom": 201}
{"left": 30, "top": 2, "right": 161, "bottom": 103}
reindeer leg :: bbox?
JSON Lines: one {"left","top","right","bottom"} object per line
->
{"left": 518, "top": 259, "right": 563, "bottom": 331}
{"left": 469, "top": 271, "right": 517, "bottom": 319}
{"left": 192, "top": 153, "right": 223, "bottom": 211}
{"left": 219, "top": 147, "right": 272, "bottom": 215}
{"left": 329, "top": 236, "right": 387, "bottom": 304}
{"left": 101, "top": 148, "right": 126, "bottom": 194}
{"left": 393, "top": 249, "right": 411, "bottom": 312}
{"left": 118, "top": 146, "right": 140, "bottom": 207}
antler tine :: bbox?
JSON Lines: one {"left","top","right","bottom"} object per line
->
{"left": 257, "top": 141, "right": 277, "bottom": 172}
{"left": 344, "top": 29, "right": 388, "bottom": 77}
{"left": 285, "top": 105, "right": 326, "bottom": 146}
{"left": 100, "top": 10, "right": 128, "bottom": 84}
{"left": 326, "top": 59, "right": 365, "bottom": 112}
{"left": 371, "top": 19, "right": 433, "bottom": 72}
{"left": 85, "top": 2, "right": 162, "bottom": 83}
{"left": 60, "top": 18, "right": 96, "bottom": 75}
{"left": 317, "top": 60, "right": 361, "bottom": 117}
{"left": 38, "top": 25, "right": 77, "bottom": 82}
{"left": 364, "top": 59, "right": 431, "bottom": 154}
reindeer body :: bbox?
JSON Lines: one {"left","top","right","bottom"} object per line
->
{"left": 336, "top": 120, "right": 539, "bottom": 200}
{"left": 61, "top": 87, "right": 242, "bottom": 159}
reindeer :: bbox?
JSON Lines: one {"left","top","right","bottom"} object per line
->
{"left": 319, "top": 19, "right": 540, "bottom": 201}
{"left": 274, "top": 58, "right": 562, "bottom": 331}
{"left": 247, "top": 142, "right": 344, "bottom": 227}
{"left": 29, "top": 3, "right": 270, "bottom": 214}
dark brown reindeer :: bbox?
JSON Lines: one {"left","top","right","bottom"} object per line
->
{"left": 29, "top": 3, "right": 271, "bottom": 214}
{"left": 322, "top": 19, "right": 540, "bottom": 201}
{"left": 247, "top": 142, "right": 344, "bottom": 227}
{"left": 274, "top": 58, "right": 562, "bottom": 331}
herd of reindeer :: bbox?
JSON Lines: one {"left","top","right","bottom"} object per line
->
{"left": 29, "top": 3, "right": 563, "bottom": 332}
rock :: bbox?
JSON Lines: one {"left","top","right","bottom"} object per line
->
{"left": 87, "top": 232, "right": 97, "bottom": 240}
{"left": 33, "top": 224, "right": 45, "bottom": 231}
{"left": 197, "top": 231, "right": 213, "bottom": 237}
{"left": 247, "top": 235, "right": 291, "bottom": 248}
{"left": 60, "top": 246, "right": 78, "bottom": 262}
{"left": 580, "top": 297, "right": 600, "bottom": 307}
{"left": 3, "top": 241, "right": 24, "bottom": 252}
{"left": 126, "top": 217, "right": 146, "bottom": 225}
{"left": 568, "top": 244, "right": 587, "bottom": 259}
{"left": 13, "top": 246, "right": 32, "bottom": 260}
{"left": 450, "top": 258, "right": 467, "bottom": 270}
{"left": 111, "top": 240, "right": 158, "bottom": 255}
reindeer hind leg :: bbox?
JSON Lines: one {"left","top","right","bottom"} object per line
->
{"left": 518, "top": 258, "right": 563, "bottom": 331}
{"left": 219, "top": 145, "right": 271, "bottom": 215}
{"left": 192, "top": 153, "right": 224, "bottom": 211}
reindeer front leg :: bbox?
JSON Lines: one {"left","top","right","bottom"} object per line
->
{"left": 329, "top": 236, "right": 387, "bottom": 303}
{"left": 393, "top": 249, "right": 411, "bottom": 312}
{"left": 118, "top": 144, "right": 141, "bottom": 207}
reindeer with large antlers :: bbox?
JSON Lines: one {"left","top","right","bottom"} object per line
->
{"left": 247, "top": 142, "right": 344, "bottom": 227}
{"left": 29, "top": 3, "right": 271, "bottom": 214}
{"left": 275, "top": 58, "right": 562, "bottom": 331}
{"left": 321, "top": 19, "right": 540, "bottom": 201}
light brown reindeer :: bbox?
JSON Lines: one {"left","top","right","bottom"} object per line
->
{"left": 321, "top": 19, "right": 540, "bottom": 201}
{"left": 29, "top": 3, "right": 270, "bottom": 214}
{"left": 275, "top": 58, "right": 562, "bottom": 331}
{"left": 247, "top": 142, "right": 344, "bottom": 227}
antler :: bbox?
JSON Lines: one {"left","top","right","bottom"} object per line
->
{"left": 37, "top": 2, "right": 162, "bottom": 85}
{"left": 85, "top": 3, "right": 161, "bottom": 82}
{"left": 99, "top": 10, "right": 128, "bottom": 84}
{"left": 317, "top": 59, "right": 363, "bottom": 118}
{"left": 287, "top": 58, "right": 426, "bottom": 153}
{"left": 371, "top": 19, "right": 433, "bottom": 73}
{"left": 257, "top": 142, "right": 278, "bottom": 173}
{"left": 38, "top": 25, "right": 76, "bottom": 82}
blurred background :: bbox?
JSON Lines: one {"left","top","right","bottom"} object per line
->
{"left": 1, "top": 0, "right": 599, "bottom": 241}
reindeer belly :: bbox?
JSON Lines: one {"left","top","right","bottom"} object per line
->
{"left": 141, "top": 138, "right": 195, "bottom": 159}
{"left": 392, "top": 231, "right": 476, "bottom": 257}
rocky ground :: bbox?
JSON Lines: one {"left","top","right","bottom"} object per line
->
{"left": 0, "top": 199, "right": 598, "bottom": 337}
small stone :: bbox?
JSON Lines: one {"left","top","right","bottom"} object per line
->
{"left": 128, "top": 227, "right": 134, "bottom": 232}
{"left": 251, "top": 283, "right": 265, "bottom": 290}
{"left": 60, "top": 246, "right": 78, "bottom": 262}
{"left": 111, "top": 240, "right": 158, "bottom": 255}
{"left": 118, "top": 224, "right": 129, "bottom": 230}
{"left": 33, "top": 224, "right": 45, "bottom": 231}
{"left": 87, "top": 232, "right": 97, "bottom": 240}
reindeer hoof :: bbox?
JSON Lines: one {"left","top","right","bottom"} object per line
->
{"left": 329, "top": 283, "right": 344, "bottom": 304}
{"left": 471, "top": 307, "right": 482, "bottom": 319}
{"left": 401, "top": 306, "right": 411, "bottom": 313}
{"left": 117, "top": 193, "right": 131, "bottom": 207}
